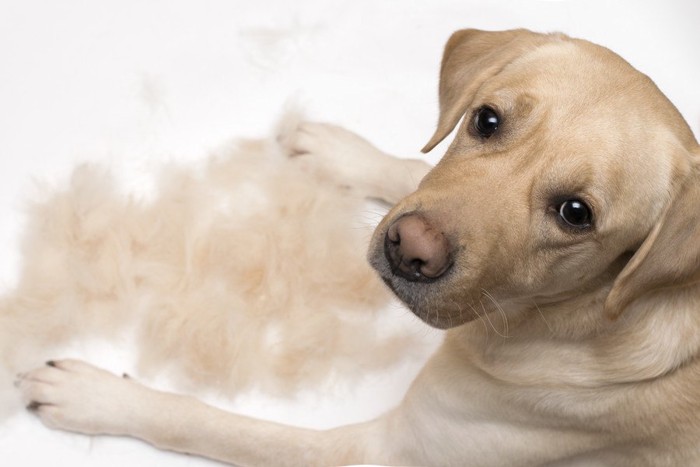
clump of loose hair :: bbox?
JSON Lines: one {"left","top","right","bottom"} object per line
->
{"left": 0, "top": 114, "right": 417, "bottom": 412}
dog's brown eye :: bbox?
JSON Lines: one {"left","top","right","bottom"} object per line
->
{"left": 473, "top": 106, "right": 500, "bottom": 138}
{"left": 559, "top": 200, "right": 592, "bottom": 229}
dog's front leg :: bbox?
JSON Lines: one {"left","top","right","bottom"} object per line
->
{"left": 284, "top": 121, "right": 432, "bottom": 204}
{"left": 17, "top": 359, "right": 397, "bottom": 466}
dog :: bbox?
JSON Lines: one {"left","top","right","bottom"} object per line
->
{"left": 15, "top": 28, "right": 700, "bottom": 466}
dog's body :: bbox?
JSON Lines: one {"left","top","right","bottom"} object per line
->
{"left": 17, "top": 29, "right": 700, "bottom": 466}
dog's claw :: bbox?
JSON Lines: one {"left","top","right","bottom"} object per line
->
{"left": 26, "top": 401, "right": 41, "bottom": 411}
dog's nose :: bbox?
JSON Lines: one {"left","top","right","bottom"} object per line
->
{"left": 385, "top": 214, "right": 451, "bottom": 282}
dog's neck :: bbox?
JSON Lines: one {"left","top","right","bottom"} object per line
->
{"left": 447, "top": 285, "right": 700, "bottom": 390}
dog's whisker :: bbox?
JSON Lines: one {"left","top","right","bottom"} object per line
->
{"left": 467, "top": 301, "right": 491, "bottom": 338}
{"left": 531, "top": 299, "right": 554, "bottom": 335}
{"left": 455, "top": 299, "right": 464, "bottom": 329}
{"left": 481, "top": 289, "right": 510, "bottom": 339}
{"left": 479, "top": 298, "right": 509, "bottom": 339}
{"left": 431, "top": 300, "right": 439, "bottom": 329}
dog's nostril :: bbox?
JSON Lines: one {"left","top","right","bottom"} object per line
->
{"left": 407, "top": 258, "right": 428, "bottom": 279}
{"left": 385, "top": 214, "right": 451, "bottom": 282}
{"left": 387, "top": 228, "right": 401, "bottom": 245}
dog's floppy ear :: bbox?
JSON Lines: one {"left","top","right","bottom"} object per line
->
{"left": 605, "top": 148, "right": 700, "bottom": 319}
{"left": 422, "top": 29, "right": 552, "bottom": 153}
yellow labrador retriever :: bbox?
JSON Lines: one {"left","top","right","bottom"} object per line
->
{"left": 17, "top": 29, "right": 700, "bottom": 466}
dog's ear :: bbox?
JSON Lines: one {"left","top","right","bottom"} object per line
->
{"left": 422, "top": 29, "right": 551, "bottom": 153}
{"left": 605, "top": 148, "right": 700, "bottom": 319}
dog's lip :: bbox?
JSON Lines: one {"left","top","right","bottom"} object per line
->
{"left": 382, "top": 278, "right": 467, "bottom": 329}
{"left": 371, "top": 249, "right": 468, "bottom": 330}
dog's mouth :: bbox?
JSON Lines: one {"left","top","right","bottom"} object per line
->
{"left": 372, "top": 265, "right": 487, "bottom": 330}
{"left": 378, "top": 274, "right": 455, "bottom": 329}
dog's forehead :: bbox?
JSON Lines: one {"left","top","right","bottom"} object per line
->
{"left": 478, "top": 40, "right": 680, "bottom": 164}
{"left": 492, "top": 40, "right": 646, "bottom": 109}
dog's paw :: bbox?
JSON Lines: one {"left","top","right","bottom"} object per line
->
{"left": 16, "top": 359, "right": 145, "bottom": 436}
{"left": 279, "top": 120, "right": 392, "bottom": 195}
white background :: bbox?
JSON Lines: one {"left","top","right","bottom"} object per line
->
{"left": 0, "top": 0, "right": 699, "bottom": 465}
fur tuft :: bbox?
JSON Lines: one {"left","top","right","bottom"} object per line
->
{"left": 0, "top": 112, "right": 416, "bottom": 416}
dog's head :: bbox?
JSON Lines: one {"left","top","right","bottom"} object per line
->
{"left": 369, "top": 29, "right": 700, "bottom": 329}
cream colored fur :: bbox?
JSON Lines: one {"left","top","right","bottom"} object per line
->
{"left": 14, "top": 29, "right": 700, "bottom": 466}
{"left": 1, "top": 114, "right": 422, "bottom": 408}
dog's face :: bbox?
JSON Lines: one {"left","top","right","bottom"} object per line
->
{"left": 369, "top": 29, "right": 700, "bottom": 329}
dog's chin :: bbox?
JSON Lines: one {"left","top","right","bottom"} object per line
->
{"left": 374, "top": 264, "right": 477, "bottom": 330}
